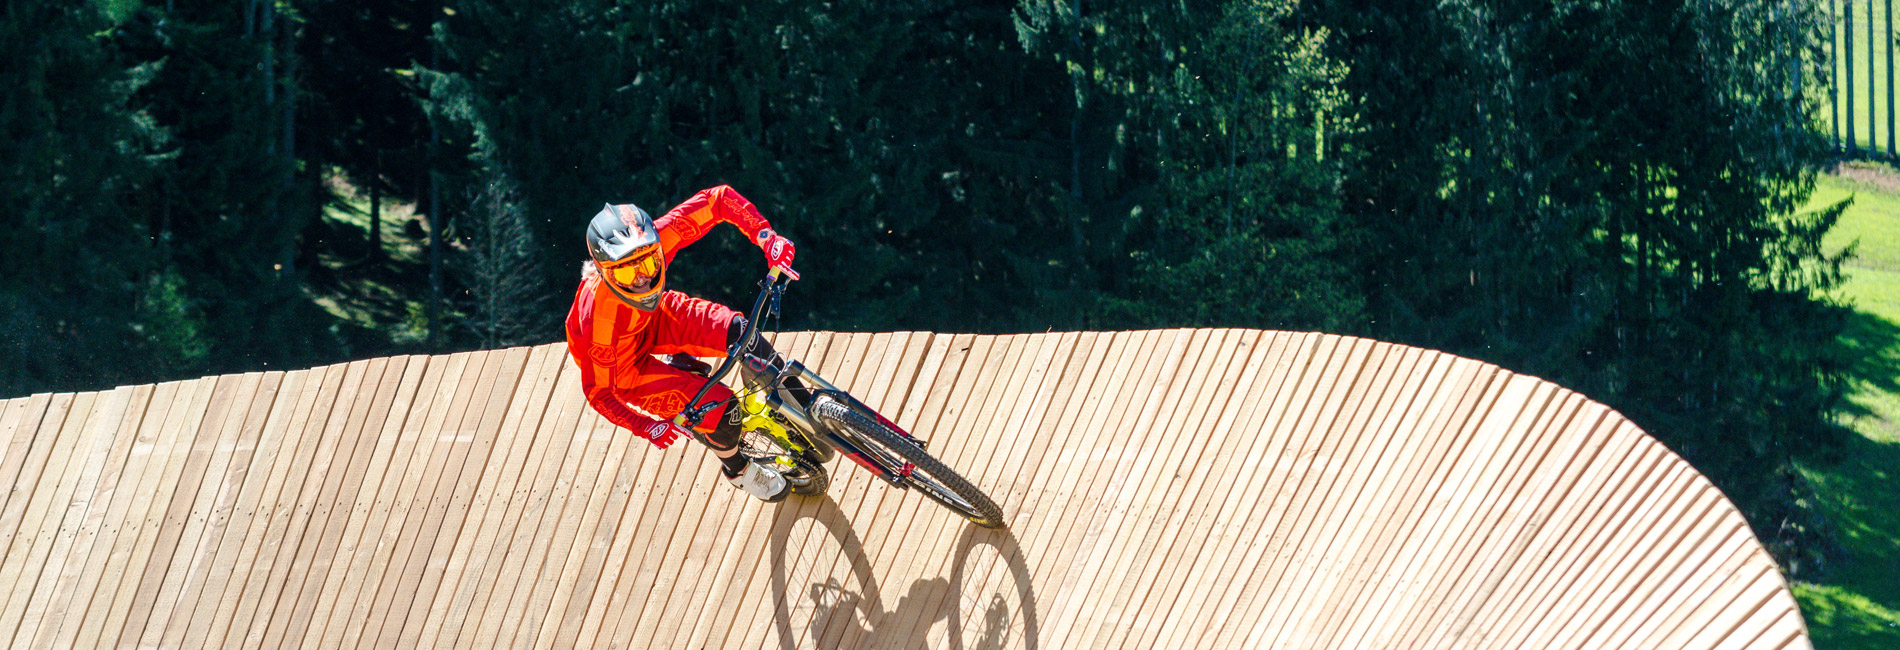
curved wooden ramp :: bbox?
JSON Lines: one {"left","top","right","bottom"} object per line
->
{"left": 0, "top": 330, "right": 1808, "bottom": 649}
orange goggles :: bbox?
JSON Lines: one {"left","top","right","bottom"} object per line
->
{"left": 601, "top": 249, "right": 663, "bottom": 294}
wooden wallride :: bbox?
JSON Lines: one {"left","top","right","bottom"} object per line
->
{"left": 0, "top": 330, "right": 1809, "bottom": 649}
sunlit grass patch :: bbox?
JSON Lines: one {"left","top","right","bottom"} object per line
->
{"left": 1794, "top": 167, "right": 1900, "bottom": 649}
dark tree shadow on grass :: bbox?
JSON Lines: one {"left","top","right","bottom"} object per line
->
{"left": 1800, "top": 308, "right": 1900, "bottom": 650}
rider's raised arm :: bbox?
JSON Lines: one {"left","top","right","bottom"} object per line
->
{"left": 654, "top": 185, "right": 780, "bottom": 262}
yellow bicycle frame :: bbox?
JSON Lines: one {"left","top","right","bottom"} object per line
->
{"left": 738, "top": 388, "right": 809, "bottom": 468}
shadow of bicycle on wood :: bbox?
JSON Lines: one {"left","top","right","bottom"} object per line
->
{"left": 767, "top": 496, "right": 1039, "bottom": 650}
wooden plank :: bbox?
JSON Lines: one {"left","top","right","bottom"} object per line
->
{"left": 1342, "top": 373, "right": 1551, "bottom": 648}
{"left": 0, "top": 394, "right": 55, "bottom": 517}
{"left": 0, "top": 329, "right": 1817, "bottom": 649}
{"left": 1003, "top": 329, "right": 1224, "bottom": 649}
{"left": 386, "top": 346, "right": 531, "bottom": 648}
{"left": 180, "top": 369, "right": 313, "bottom": 650}
{"left": 0, "top": 390, "right": 98, "bottom": 643}
{"left": 1399, "top": 390, "right": 1595, "bottom": 648}
{"left": 755, "top": 331, "right": 918, "bottom": 649}
{"left": 224, "top": 362, "right": 355, "bottom": 649}
{"left": 721, "top": 332, "right": 962, "bottom": 650}
{"left": 800, "top": 331, "right": 976, "bottom": 650}
{"left": 5, "top": 386, "right": 134, "bottom": 648}
{"left": 82, "top": 377, "right": 215, "bottom": 648}
{"left": 1102, "top": 330, "right": 1337, "bottom": 650}
{"left": 1482, "top": 427, "right": 1678, "bottom": 649}
{"left": 1004, "top": 330, "right": 1185, "bottom": 650}
{"left": 949, "top": 330, "right": 1112, "bottom": 650}
{"left": 505, "top": 361, "right": 626, "bottom": 649}
{"left": 1151, "top": 333, "right": 1356, "bottom": 650}
{"left": 562, "top": 402, "right": 674, "bottom": 650}
{"left": 814, "top": 332, "right": 1024, "bottom": 649}
{"left": 266, "top": 357, "right": 417, "bottom": 648}
{"left": 925, "top": 330, "right": 1122, "bottom": 650}
{"left": 1298, "top": 355, "right": 1500, "bottom": 649}
{"left": 292, "top": 356, "right": 429, "bottom": 648}
{"left": 0, "top": 392, "right": 82, "bottom": 576}
{"left": 676, "top": 330, "right": 928, "bottom": 650}
{"left": 1107, "top": 331, "right": 1346, "bottom": 650}
{"left": 358, "top": 350, "right": 495, "bottom": 648}
{"left": 112, "top": 372, "right": 253, "bottom": 647}
{"left": 684, "top": 334, "right": 933, "bottom": 650}
{"left": 1515, "top": 459, "right": 1705, "bottom": 649}
{"left": 1003, "top": 330, "right": 1193, "bottom": 650}
{"left": 820, "top": 332, "right": 987, "bottom": 650}
{"left": 1410, "top": 396, "right": 1611, "bottom": 647}
{"left": 28, "top": 384, "right": 155, "bottom": 649}
{"left": 334, "top": 353, "right": 472, "bottom": 648}
{"left": 60, "top": 381, "right": 183, "bottom": 648}
{"left": 191, "top": 368, "right": 323, "bottom": 649}
{"left": 462, "top": 351, "right": 596, "bottom": 648}
{"left": 998, "top": 330, "right": 1175, "bottom": 650}
{"left": 151, "top": 373, "right": 286, "bottom": 649}
{"left": 1118, "top": 331, "right": 1304, "bottom": 650}
{"left": 421, "top": 345, "right": 564, "bottom": 648}
{"left": 712, "top": 331, "right": 886, "bottom": 650}
{"left": 536, "top": 381, "right": 647, "bottom": 650}
{"left": 127, "top": 372, "right": 270, "bottom": 647}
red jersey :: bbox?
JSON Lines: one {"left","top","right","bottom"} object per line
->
{"left": 564, "top": 185, "right": 777, "bottom": 433}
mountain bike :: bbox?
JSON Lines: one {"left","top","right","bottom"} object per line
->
{"left": 673, "top": 271, "right": 1007, "bottom": 529}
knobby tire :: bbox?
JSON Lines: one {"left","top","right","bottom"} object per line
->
{"left": 811, "top": 395, "right": 1006, "bottom": 529}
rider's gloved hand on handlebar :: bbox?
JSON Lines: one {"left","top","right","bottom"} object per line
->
{"left": 640, "top": 419, "right": 690, "bottom": 450}
{"left": 757, "top": 229, "right": 798, "bottom": 280}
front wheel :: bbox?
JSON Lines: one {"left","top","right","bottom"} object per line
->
{"left": 811, "top": 395, "right": 1006, "bottom": 529}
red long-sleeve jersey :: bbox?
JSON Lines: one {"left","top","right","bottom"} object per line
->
{"left": 564, "top": 185, "right": 777, "bottom": 433}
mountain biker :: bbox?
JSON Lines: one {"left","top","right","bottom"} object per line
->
{"left": 564, "top": 185, "right": 799, "bottom": 502}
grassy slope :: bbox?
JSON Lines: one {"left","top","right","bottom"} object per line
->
{"left": 1794, "top": 168, "right": 1900, "bottom": 649}
{"left": 1828, "top": 0, "right": 1900, "bottom": 155}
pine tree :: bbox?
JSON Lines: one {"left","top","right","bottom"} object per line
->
{"left": 1307, "top": 0, "right": 1848, "bottom": 565}
{"left": 455, "top": 169, "right": 553, "bottom": 348}
{"left": 0, "top": 3, "right": 173, "bottom": 394}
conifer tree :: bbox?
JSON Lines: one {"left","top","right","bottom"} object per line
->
{"left": 0, "top": 3, "right": 173, "bottom": 394}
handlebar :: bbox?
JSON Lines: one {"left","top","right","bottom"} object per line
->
{"left": 674, "top": 269, "right": 789, "bottom": 429}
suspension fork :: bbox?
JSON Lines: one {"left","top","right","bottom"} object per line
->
{"left": 741, "top": 355, "right": 838, "bottom": 464}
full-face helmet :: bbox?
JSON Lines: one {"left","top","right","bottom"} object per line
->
{"left": 586, "top": 203, "right": 665, "bottom": 311}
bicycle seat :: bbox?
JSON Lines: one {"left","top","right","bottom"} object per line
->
{"left": 664, "top": 354, "right": 714, "bottom": 377}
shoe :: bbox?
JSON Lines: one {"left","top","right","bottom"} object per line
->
{"left": 727, "top": 460, "right": 790, "bottom": 502}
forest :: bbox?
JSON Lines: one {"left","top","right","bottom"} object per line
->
{"left": 0, "top": 0, "right": 1855, "bottom": 576}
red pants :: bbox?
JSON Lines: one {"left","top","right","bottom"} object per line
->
{"left": 618, "top": 292, "right": 738, "bottom": 433}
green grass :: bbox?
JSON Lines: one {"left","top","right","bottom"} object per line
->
{"left": 1793, "top": 170, "right": 1900, "bottom": 650}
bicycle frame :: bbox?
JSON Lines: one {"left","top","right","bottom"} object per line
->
{"left": 675, "top": 271, "right": 922, "bottom": 488}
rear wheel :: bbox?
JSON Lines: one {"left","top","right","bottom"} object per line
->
{"left": 739, "top": 429, "right": 829, "bottom": 496}
{"left": 811, "top": 395, "right": 1006, "bottom": 529}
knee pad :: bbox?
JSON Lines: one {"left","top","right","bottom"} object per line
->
{"left": 702, "top": 408, "right": 744, "bottom": 452}
{"left": 727, "top": 315, "right": 778, "bottom": 360}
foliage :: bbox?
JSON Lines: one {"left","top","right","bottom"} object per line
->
{"left": 455, "top": 169, "right": 554, "bottom": 348}
{"left": 0, "top": 3, "right": 173, "bottom": 395}
{"left": 0, "top": 0, "right": 1870, "bottom": 593}
{"left": 1305, "top": 0, "right": 1850, "bottom": 564}
{"left": 114, "top": 1, "right": 353, "bottom": 376}
{"left": 1085, "top": 0, "right": 1365, "bottom": 330}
